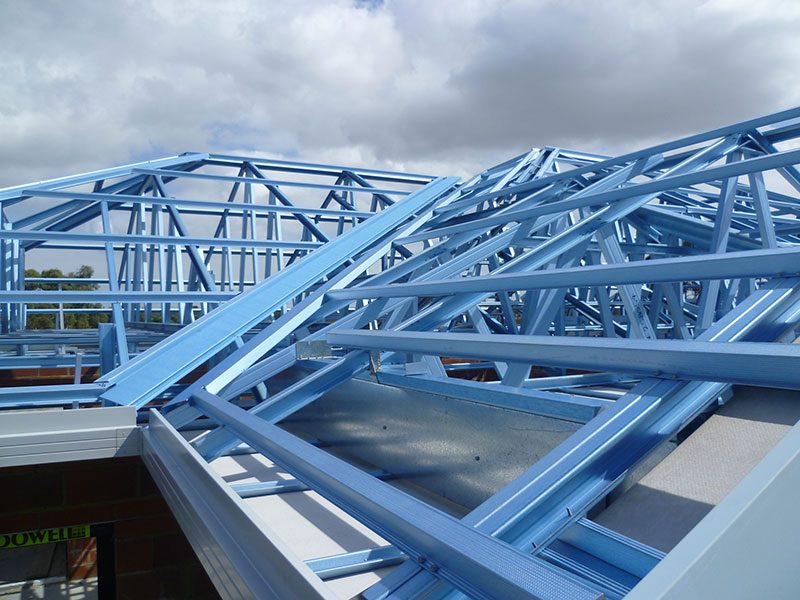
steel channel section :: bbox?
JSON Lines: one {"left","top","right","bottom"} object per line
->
{"left": 374, "top": 370, "right": 606, "bottom": 423}
{"left": 164, "top": 173, "right": 518, "bottom": 439}
{"left": 328, "top": 329, "right": 800, "bottom": 390}
{"left": 142, "top": 410, "right": 334, "bottom": 600}
{"left": 373, "top": 138, "right": 744, "bottom": 359}
{"left": 205, "top": 153, "right": 437, "bottom": 183}
{"left": 561, "top": 519, "right": 665, "bottom": 582}
{"left": 0, "top": 383, "right": 106, "bottom": 407}
{"left": 463, "top": 105, "right": 800, "bottom": 205}
{"left": 162, "top": 180, "right": 469, "bottom": 431}
{"left": 98, "top": 176, "right": 458, "bottom": 407}
{"left": 326, "top": 247, "right": 800, "bottom": 301}
{"left": 132, "top": 114, "right": 800, "bottom": 597}
{"left": 0, "top": 153, "right": 208, "bottom": 202}
{"left": 199, "top": 151, "right": 650, "bottom": 424}
{"left": 0, "top": 153, "right": 435, "bottom": 381}
{"left": 191, "top": 350, "right": 371, "bottom": 459}
{"left": 0, "top": 406, "right": 138, "bottom": 467}
{"left": 1, "top": 106, "right": 800, "bottom": 599}
{"left": 0, "top": 228, "right": 323, "bottom": 250}
{"left": 187, "top": 293, "right": 524, "bottom": 457}
{"left": 132, "top": 167, "right": 413, "bottom": 196}
{"left": 305, "top": 546, "right": 407, "bottom": 581}
{"left": 190, "top": 388, "right": 603, "bottom": 600}
{"left": 166, "top": 123, "right": 800, "bottom": 600}
{"left": 367, "top": 278, "right": 800, "bottom": 599}
{"left": 231, "top": 468, "right": 388, "bottom": 498}
{"left": 26, "top": 188, "right": 377, "bottom": 218}
{"left": 0, "top": 291, "right": 236, "bottom": 303}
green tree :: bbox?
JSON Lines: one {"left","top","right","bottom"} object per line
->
{"left": 25, "top": 265, "right": 109, "bottom": 329}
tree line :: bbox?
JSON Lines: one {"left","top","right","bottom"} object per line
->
{"left": 24, "top": 265, "right": 109, "bottom": 329}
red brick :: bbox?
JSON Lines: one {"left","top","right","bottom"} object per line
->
{"left": 152, "top": 533, "right": 192, "bottom": 566}
{"left": 117, "top": 537, "right": 155, "bottom": 574}
{"left": 0, "top": 471, "right": 63, "bottom": 512}
{"left": 0, "top": 455, "right": 221, "bottom": 599}
{"left": 63, "top": 464, "right": 137, "bottom": 504}
{"left": 115, "top": 514, "right": 179, "bottom": 539}
{"left": 39, "top": 504, "right": 116, "bottom": 529}
{"left": 0, "top": 463, "right": 38, "bottom": 475}
{"left": 116, "top": 570, "right": 180, "bottom": 600}
{"left": 138, "top": 468, "right": 161, "bottom": 497}
{"left": 113, "top": 496, "right": 170, "bottom": 520}
{"left": 0, "top": 512, "right": 40, "bottom": 533}
{"left": 175, "top": 562, "right": 220, "bottom": 600}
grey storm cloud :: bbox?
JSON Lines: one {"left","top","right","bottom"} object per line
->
{"left": 1, "top": 0, "right": 799, "bottom": 187}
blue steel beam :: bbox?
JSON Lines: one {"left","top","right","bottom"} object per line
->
{"left": 326, "top": 247, "right": 800, "bottom": 300}
{"left": 0, "top": 229, "right": 321, "bottom": 250}
{"left": 190, "top": 388, "right": 602, "bottom": 600}
{"left": 410, "top": 143, "right": 800, "bottom": 245}
{"left": 19, "top": 189, "right": 376, "bottom": 219}
{"left": 373, "top": 371, "right": 606, "bottom": 423}
{"left": 0, "top": 153, "right": 208, "bottom": 202}
{"left": 0, "top": 383, "right": 105, "bottom": 407}
{"left": 177, "top": 119, "right": 800, "bottom": 462}
{"left": 98, "top": 176, "right": 458, "bottom": 408}
{"left": 206, "top": 153, "right": 436, "bottom": 183}
{"left": 1, "top": 153, "right": 435, "bottom": 347}
{"left": 560, "top": 519, "right": 664, "bottom": 581}
{"left": 464, "top": 105, "right": 800, "bottom": 204}
{"left": 306, "top": 546, "right": 407, "bottom": 581}
{"left": 369, "top": 278, "right": 800, "bottom": 599}
{"left": 0, "top": 291, "right": 236, "bottom": 303}
{"left": 131, "top": 168, "right": 413, "bottom": 196}
{"left": 376, "top": 139, "right": 745, "bottom": 353}
{"left": 328, "top": 329, "right": 800, "bottom": 390}
{"left": 232, "top": 469, "right": 390, "bottom": 498}
{"left": 161, "top": 177, "right": 475, "bottom": 430}
{"left": 168, "top": 199, "right": 476, "bottom": 428}
{"left": 4, "top": 105, "right": 800, "bottom": 599}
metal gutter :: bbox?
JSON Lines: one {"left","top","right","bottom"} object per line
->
{"left": 142, "top": 410, "right": 334, "bottom": 600}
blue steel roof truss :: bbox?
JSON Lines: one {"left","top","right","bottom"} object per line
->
{"left": 3, "top": 107, "right": 800, "bottom": 598}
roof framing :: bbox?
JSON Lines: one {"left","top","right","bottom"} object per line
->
{"left": 3, "top": 106, "right": 800, "bottom": 598}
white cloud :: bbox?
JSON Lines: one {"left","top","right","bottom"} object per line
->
{"left": 0, "top": 0, "right": 798, "bottom": 187}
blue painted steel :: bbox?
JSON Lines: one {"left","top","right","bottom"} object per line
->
{"left": 3, "top": 106, "right": 800, "bottom": 598}
{"left": 232, "top": 469, "right": 389, "bottom": 498}
{"left": 561, "top": 519, "right": 665, "bottom": 580}
{"left": 306, "top": 546, "right": 407, "bottom": 581}
{"left": 0, "top": 153, "right": 436, "bottom": 386}
{"left": 190, "top": 388, "right": 602, "bottom": 600}
{"left": 0, "top": 383, "right": 106, "bottom": 407}
{"left": 26, "top": 189, "right": 377, "bottom": 218}
{"left": 374, "top": 370, "right": 606, "bottom": 423}
{"left": 132, "top": 167, "right": 414, "bottom": 196}
{"left": 98, "top": 176, "right": 458, "bottom": 408}
{"left": 326, "top": 247, "right": 800, "bottom": 300}
{"left": 328, "top": 329, "right": 800, "bottom": 390}
{"left": 372, "top": 278, "right": 800, "bottom": 599}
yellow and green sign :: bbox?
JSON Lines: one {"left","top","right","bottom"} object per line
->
{"left": 0, "top": 526, "right": 91, "bottom": 549}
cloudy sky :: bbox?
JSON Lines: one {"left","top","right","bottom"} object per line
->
{"left": 1, "top": 0, "right": 799, "bottom": 187}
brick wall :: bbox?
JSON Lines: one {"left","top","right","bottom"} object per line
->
{"left": 0, "top": 456, "right": 220, "bottom": 600}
